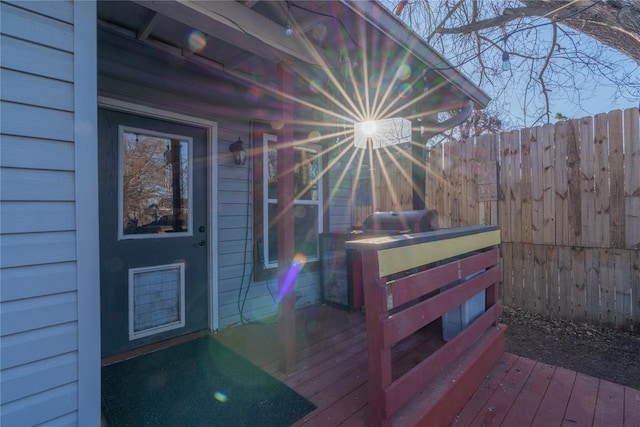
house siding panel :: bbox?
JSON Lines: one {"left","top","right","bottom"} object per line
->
{"left": 0, "top": 262, "right": 77, "bottom": 302}
{"left": 1, "top": 201, "right": 76, "bottom": 234}
{"left": 3, "top": 0, "right": 74, "bottom": 24}
{"left": 0, "top": 1, "right": 96, "bottom": 425}
{"left": 1, "top": 2, "right": 74, "bottom": 51}
{"left": 1, "top": 352, "right": 78, "bottom": 405}
{"left": 1, "top": 102, "right": 75, "bottom": 141}
{"left": 0, "top": 382, "right": 78, "bottom": 427}
{"left": 1, "top": 136, "right": 75, "bottom": 171}
{"left": 1, "top": 35, "right": 74, "bottom": 81}
{"left": 0, "top": 169, "right": 75, "bottom": 201}
{"left": 0, "top": 232, "right": 76, "bottom": 268}
{"left": 1, "top": 323, "right": 78, "bottom": 371}
{"left": 1, "top": 69, "right": 74, "bottom": 111}
{"left": 1, "top": 292, "right": 78, "bottom": 336}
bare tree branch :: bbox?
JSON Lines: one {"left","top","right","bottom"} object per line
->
{"left": 435, "top": 1, "right": 640, "bottom": 65}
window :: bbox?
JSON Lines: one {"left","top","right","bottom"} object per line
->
{"left": 261, "top": 133, "right": 323, "bottom": 268}
{"left": 118, "top": 126, "right": 192, "bottom": 240}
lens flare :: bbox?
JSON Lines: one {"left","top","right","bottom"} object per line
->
{"left": 277, "top": 254, "right": 307, "bottom": 303}
{"left": 309, "top": 78, "right": 323, "bottom": 94}
{"left": 312, "top": 23, "right": 328, "bottom": 42}
{"left": 396, "top": 64, "right": 411, "bottom": 81}
{"left": 308, "top": 130, "right": 321, "bottom": 141}
{"left": 187, "top": 30, "right": 207, "bottom": 52}
{"left": 214, "top": 391, "right": 228, "bottom": 402}
{"left": 362, "top": 121, "right": 377, "bottom": 136}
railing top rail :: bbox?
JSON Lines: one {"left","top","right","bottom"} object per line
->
{"left": 344, "top": 225, "right": 499, "bottom": 251}
{"left": 348, "top": 225, "right": 500, "bottom": 278}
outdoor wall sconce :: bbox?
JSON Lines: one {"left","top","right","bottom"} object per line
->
{"left": 229, "top": 137, "right": 247, "bottom": 166}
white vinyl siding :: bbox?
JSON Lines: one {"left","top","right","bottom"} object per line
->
{"left": 1, "top": 1, "right": 100, "bottom": 425}
{"left": 216, "top": 125, "right": 322, "bottom": 328}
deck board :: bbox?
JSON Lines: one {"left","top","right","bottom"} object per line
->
{"left": 593, "top": 380, "right": 625, "bottom": 427}
{"left": 501, "top": 361, "right": 555, "bottom": 426}
{"left": 212, "top": 304, "right": 638, "bottom": 427}
{"left": 531, "top": 367, "right": 576, "bottom": 426}
{"left": 562, "top": 373, "right": 599, "bottom": 426}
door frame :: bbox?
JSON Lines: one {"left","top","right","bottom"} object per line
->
{"left": 97, "top": 96, "right": 219, "bottom": 331}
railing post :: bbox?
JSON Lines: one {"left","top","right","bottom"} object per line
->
{"left": 361, "top": 249, "right": 392, "bottom": 427}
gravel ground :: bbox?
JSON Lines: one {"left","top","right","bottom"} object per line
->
{"left": 500, "top": 306, "right": 640, "bottom": 390}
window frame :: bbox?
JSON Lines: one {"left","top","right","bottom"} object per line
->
{"left": 117, "top": 125, "right": 194, "bottom": 240}
{"left": 254, "top": 131, "right": 324, "bottom": 277}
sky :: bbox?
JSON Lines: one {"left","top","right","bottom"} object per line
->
{"left": 382, "top": 0, "right": 640, "bottom": 130}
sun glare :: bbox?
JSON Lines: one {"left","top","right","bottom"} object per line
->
{"left": 362, "top": 121, "right": 378, "bottom": 136}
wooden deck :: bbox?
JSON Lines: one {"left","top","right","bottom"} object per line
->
{"left": 215, "top": 304, "right": 640, "bottom": 427}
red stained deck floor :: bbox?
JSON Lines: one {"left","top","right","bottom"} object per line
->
{"left": 214, "top": 304, "right": 639, "bottom": 427}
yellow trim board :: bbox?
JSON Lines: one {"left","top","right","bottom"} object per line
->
{"left": 377, "top": 229, "right": 501, "bottom": 277}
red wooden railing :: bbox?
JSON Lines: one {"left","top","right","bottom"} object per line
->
{"left": 346, "top": 225, "right": 502, "bottom": 426}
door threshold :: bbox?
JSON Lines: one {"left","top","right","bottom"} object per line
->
{"left": 101, "top": 330, "right": 210, "bottom": 366}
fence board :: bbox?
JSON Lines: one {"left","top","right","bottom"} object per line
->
{"left": 533, "top": 244, "right": 547, "bottom": 314}
{"left": 522, "top": 243, "right": 535, "bottom": 313}
{"left": 566, "top": 121, "right": 582, "bottom": 246}
{"left": 502, "top": 243, "right": 514, "bottom": 307}
{"left": 585, "top": 248, "right": 600, "bottom": 323}
{"left": 571, "top": 247, "right": 587, "bottom": 321}
{"left": 529, "top": 128, "right": 544, "bottom": 244}
{"left": 578, "top": 116, "right": 596, "bottom": 247}
{"left": 444, "top": 142, "right": 453, "bottom": 228}
{"left": 624, "top": 108, "right": 640, "bottom": 250}
{"left": 600, "top": 249, "right": 615, "bottom": 325}
{"left": 521, "top": 129, "right": 533, "bottom": 244}
{"left": 594, "top": 113, "right": 611, "bottom": 247}
{"left": 546, "top": 245, "right": 559, "bottom": 317}
{"left": 541, "top": 124, "right": 555, "bottom": 245}
{"left": 608, "top": 110, "right": 625, "bottom": 248}
{"left": 512, "top": 242, "right": 524, "bottom": 309}
{"left": 510, "top": 131, "right": 522, "bottom": 243}
{"left": 614, "top": 250, "right": 631, "bottom": 328}
{"left": 555, "top": 121, "right": 570, "bottom": 246}
{"left": 558, "top": 246, "right": 573, "bottom": 319}
{"left": 499, "top": 133, "right": 511, "bottom": 242}
{"left": 464, "top": 140, "right": 477, "bottom": 225}
{"left": 632, "top": 251, "right": 640, "bottom": 330}
{"left": 426, "top": 145, "right": 439, "bottom": 212}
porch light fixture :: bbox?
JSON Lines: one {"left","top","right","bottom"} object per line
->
{"left": 353, "top": 117, "right": 411, "bottom": 149}
{"left": 229, "top": 137, "right": 247, "bottom": 166}
{"left": 285, "top": 20, "right": 293, "bottom": 37}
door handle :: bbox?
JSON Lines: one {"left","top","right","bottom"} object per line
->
{"left": 194, "top": 240, "right": 206, "bottom": 247}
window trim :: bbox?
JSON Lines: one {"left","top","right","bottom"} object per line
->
{"left": 117, "top": 125, "right": 194, "bottom": 240}
{"left": 259, "top": 132, "right": 324, "bottom": 270}
{"left": 128, "top": 262, "right": 186, "bottom": 340}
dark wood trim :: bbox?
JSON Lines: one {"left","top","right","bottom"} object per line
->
{"left": 411, "top": 131, "right": 426, "bottom": 210}
{"left": 100, "top": 330, "right": 209, "bottom": 366}
{"left": 277, "top": 63, "right": 296, "bottom": 375}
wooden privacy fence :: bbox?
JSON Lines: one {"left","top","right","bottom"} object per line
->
{"left": 425, "top": 108, "right": 640, "bottom": 330}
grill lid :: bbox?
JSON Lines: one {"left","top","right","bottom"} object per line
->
{"left": 361, "top": 209, "right": 439, "bottom": 234}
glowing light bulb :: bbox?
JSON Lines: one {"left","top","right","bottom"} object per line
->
{"left": 362, "top": 121, "right": 377, "bottom": 136}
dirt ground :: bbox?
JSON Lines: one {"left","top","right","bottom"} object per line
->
{"left": 500, "top": 306, "right": 640, "bottom": 390}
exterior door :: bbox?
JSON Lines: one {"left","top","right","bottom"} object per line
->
{"left": 98, "top": 108, "right": 209, "bottom": 356}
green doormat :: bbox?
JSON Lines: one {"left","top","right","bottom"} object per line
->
{"left": 102, "top": 336, "right": 316, "bottom": 426}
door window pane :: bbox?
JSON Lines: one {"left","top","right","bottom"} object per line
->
{"left": 120, "top": 128, "right": 191, "bottom": 237}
